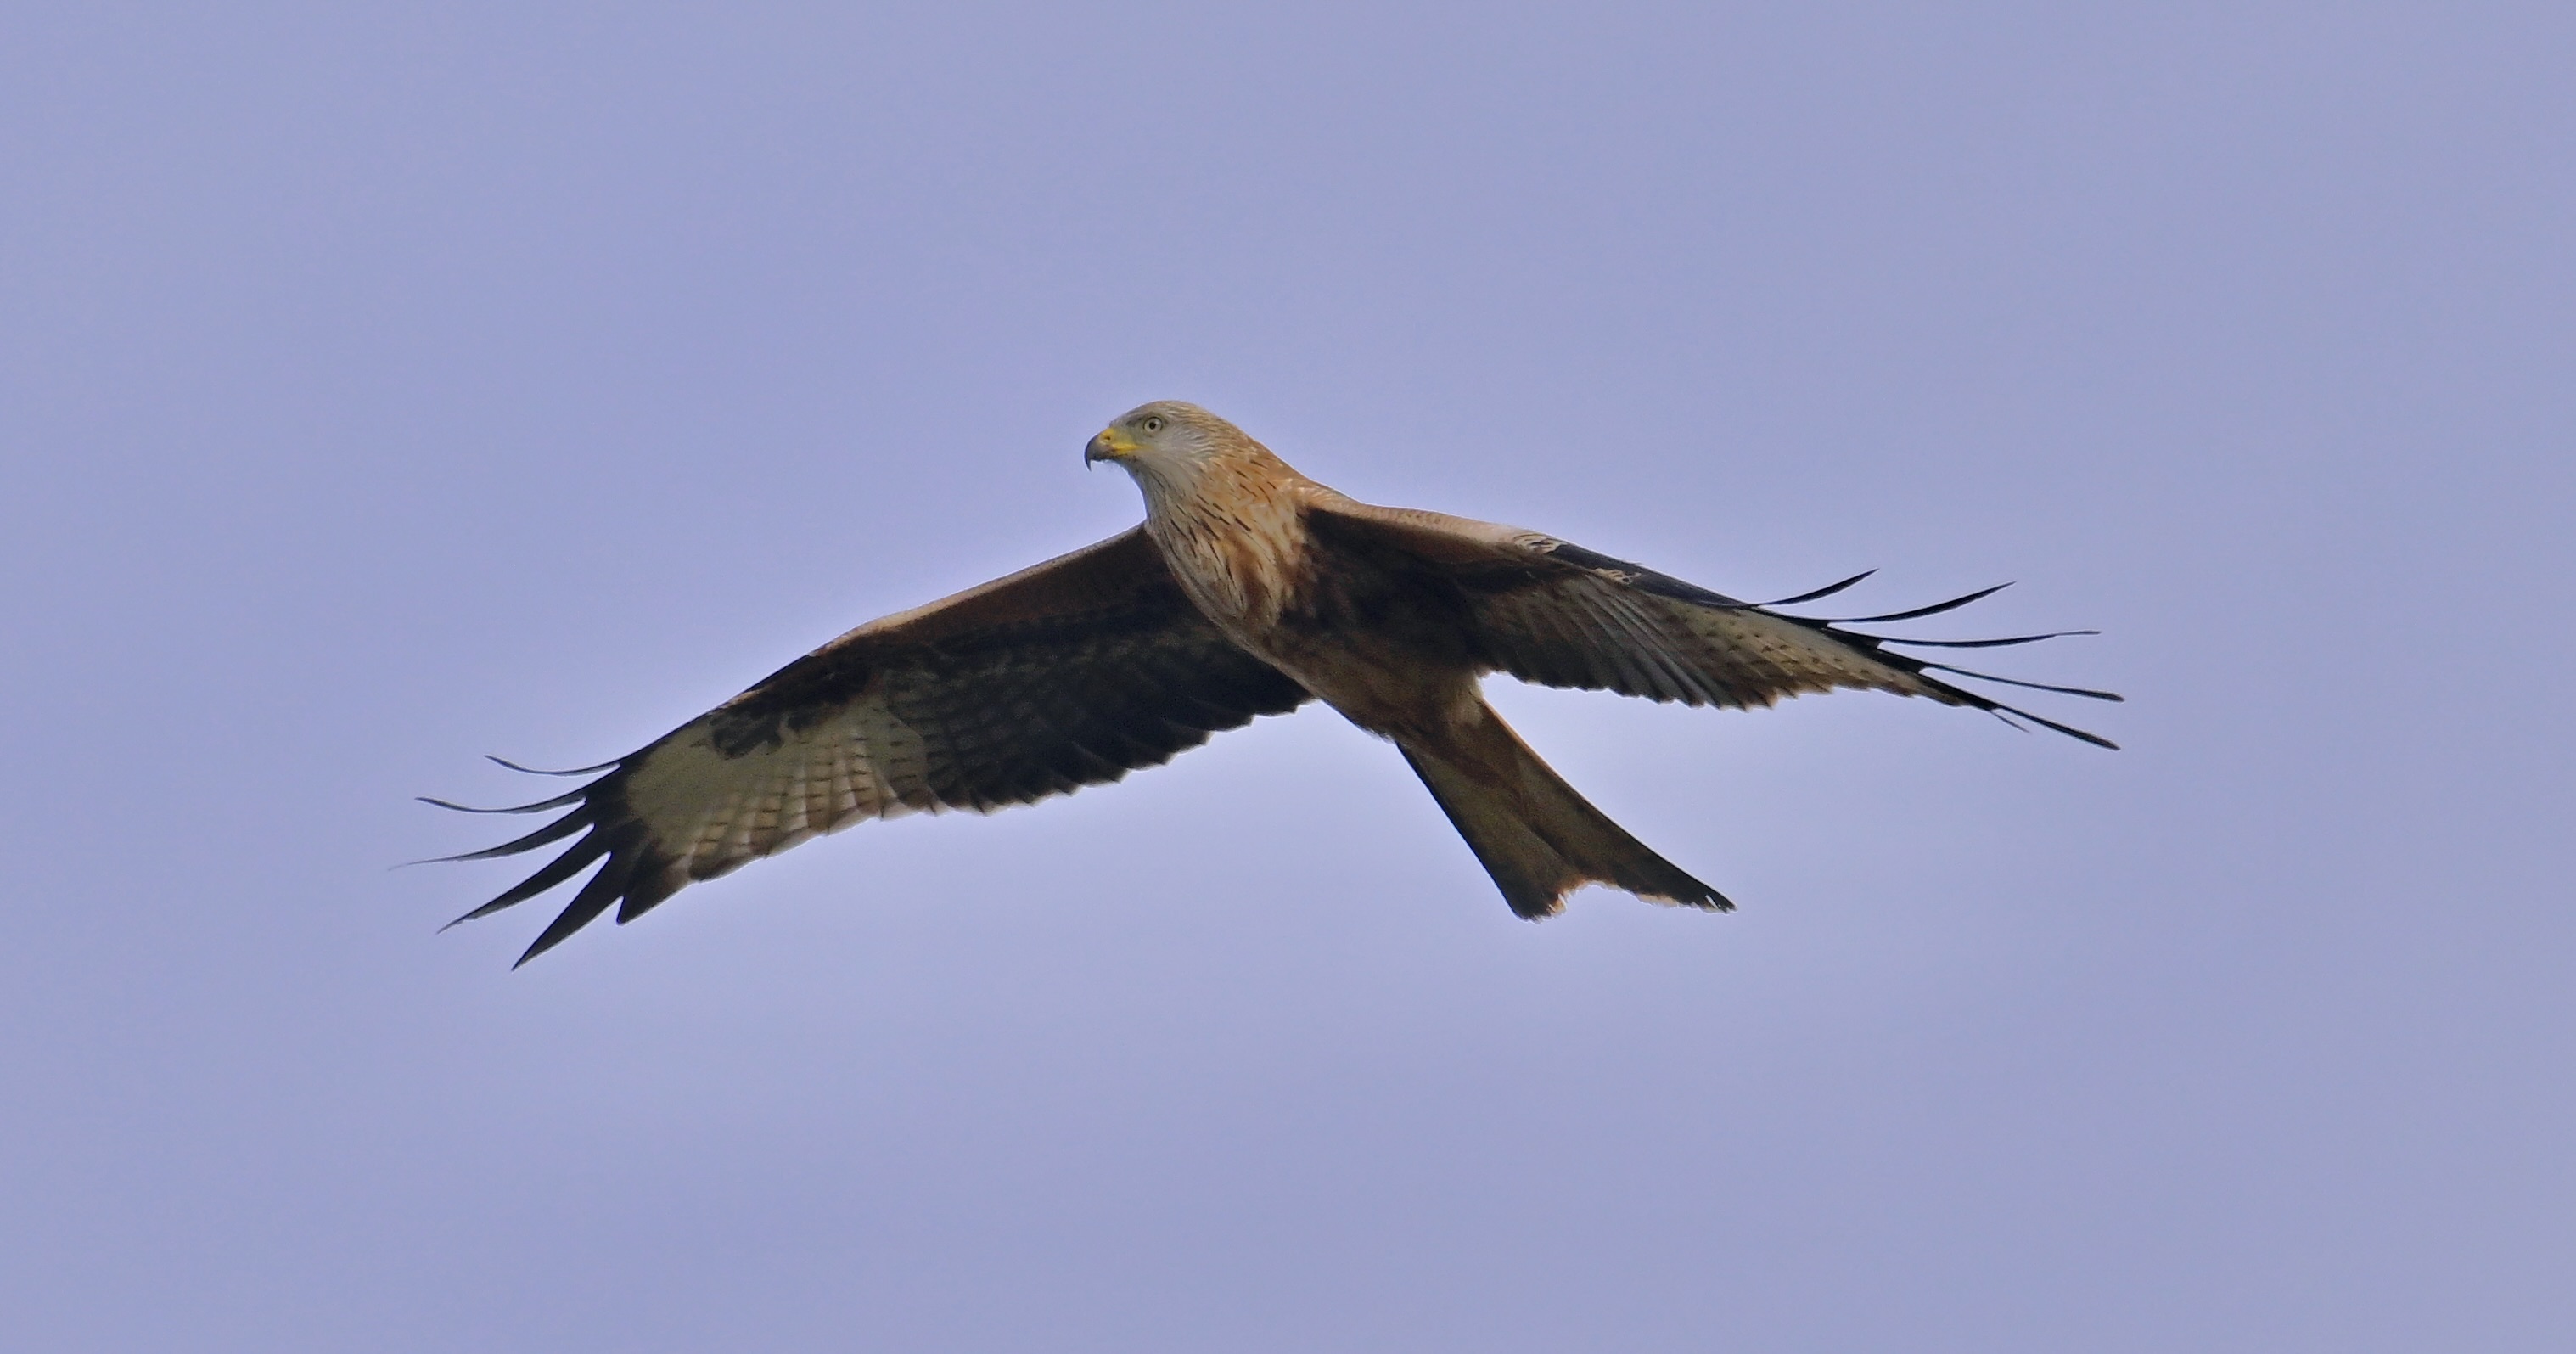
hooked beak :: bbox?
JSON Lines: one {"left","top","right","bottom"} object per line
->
{"left": 1084, "top": 427, "right": 1138, "bottom": 467}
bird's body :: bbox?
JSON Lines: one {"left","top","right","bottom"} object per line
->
{"left": 435, "top": 402, "right": 2115, "bottom": 964}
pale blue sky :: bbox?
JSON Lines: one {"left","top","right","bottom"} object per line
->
{"left": 4, "top": 3, "right": 2570, "bottom": 1350}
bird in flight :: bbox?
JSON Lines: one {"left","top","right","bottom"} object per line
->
{"left": 431, "top": 402, "right": 2116, "bottom": 964}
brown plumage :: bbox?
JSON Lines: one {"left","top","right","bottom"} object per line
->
{"left": 431, "top": 401, "right": 2116, "bottom": 964}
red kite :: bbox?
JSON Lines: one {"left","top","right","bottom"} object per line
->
{"left": 434, "top": 402, "right": 2115, "bottom": 964}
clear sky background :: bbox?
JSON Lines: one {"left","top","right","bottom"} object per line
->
{"left": 5, "top": 4, "right": 2569, "bottom": 1350}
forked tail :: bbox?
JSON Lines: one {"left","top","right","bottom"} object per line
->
{"left": 1399, "top": 702, "right": 1730, "bottom": 919}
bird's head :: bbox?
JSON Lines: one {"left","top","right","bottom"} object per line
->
{"left": 1085, "top": 401, "right": 1240, "bottom": 475}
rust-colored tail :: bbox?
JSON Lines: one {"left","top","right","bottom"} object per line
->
{"left": 1398, "top": 701, "right": 1731, "bottom": 919}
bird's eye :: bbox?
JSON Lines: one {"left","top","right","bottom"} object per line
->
{"left": 1142, "top": 417, "right": 1164, "bottom": 433}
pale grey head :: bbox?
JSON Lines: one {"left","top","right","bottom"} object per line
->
{"left": 1082, "top": 401, "right": 1248, "bottom": 471}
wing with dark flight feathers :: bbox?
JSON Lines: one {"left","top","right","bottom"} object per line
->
{"left": 1300, "top": 498, "right": 2121, "bottom": 746}
{"left": 429, "top": 527, "right": 1311, "bottom": 965}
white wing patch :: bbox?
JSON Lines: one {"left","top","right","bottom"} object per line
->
{"left": 620, "top": 695, "right": 953, "bottom": 890}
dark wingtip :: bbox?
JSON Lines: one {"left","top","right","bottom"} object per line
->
{"left": 1990, "top": 707, "right": 2121, "bottom": 750}
{"left": 1926, "top": 663, "right": 2124, "bottom": 703}
{"left": 441, "top": 831, "right": 611, "bottom": 930}
{"left": 502, "top": 834, "right": 643, "bottom": 967}
{"left": 1759, "top": 569, "right": 1877, "bottom": 608}
{"left": 510, "top": 924, "right": 567, "bottom": 968}
{"left": 1814, "top": 582, "right": 2012, "bottom": 625}
{"left": 487, "top": 755, "right": 622, "bottom": 777}
{"left": 417, "top": 786, "right": 588, "bottom": 815}
{"left": 412, "top": 810, "right": 593, "bottom": 866}
{"left": 508, "top": 907, "right": 593, "bottom": 969}
{"left": 1869, "top": 628, "right": 2099, "bottom": 649}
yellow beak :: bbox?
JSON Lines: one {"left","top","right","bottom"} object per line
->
{"left": 1085, "top": 427, "right": 1139, "bottom": 465}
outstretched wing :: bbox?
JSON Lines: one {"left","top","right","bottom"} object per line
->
{"left": 1300, "top": 497, "right": 2119, "bottom": 745}
{"left": 432, "top": 527, "right": 1311, "bottom": 964}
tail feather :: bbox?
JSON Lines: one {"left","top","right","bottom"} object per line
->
{"left": 1400, "top": 703, "right": 1729, "bottom": 919}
